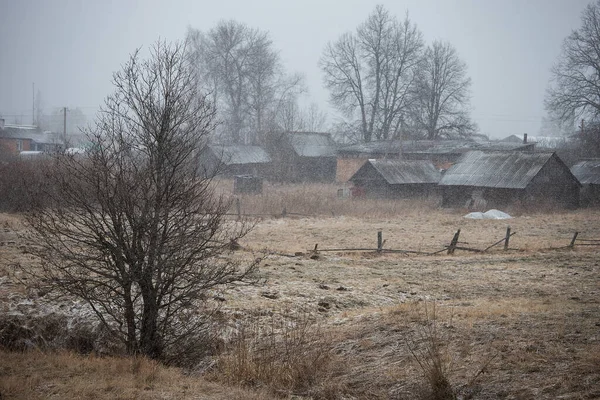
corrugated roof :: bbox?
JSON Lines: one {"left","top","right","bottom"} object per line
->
{"left": 339, "top": 139, "right": 533, "bottom": 156}
{"left": 439, "top": 151, "right": 555, "bottom": 189}
{"left": 356, "top": 159, "right": 441, "bottom": 185}
{"left": 339, "top": 140, "right": 403, "bottom": 155}
{"left": 208, "top": 145, "right": 271, "bottom": 165}
{"left": 571, "top": 160, "right": 600, "bottom": 185}
{"left": 288, "top": 132, "right": 337, "bottom": 157}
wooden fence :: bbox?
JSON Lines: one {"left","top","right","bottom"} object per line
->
{"left": 225, "top": 202, "right": 598, "bottom": 256}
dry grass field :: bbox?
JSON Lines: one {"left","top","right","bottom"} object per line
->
{"left": 1, "top": 183, "right": 599, "bottom": 399}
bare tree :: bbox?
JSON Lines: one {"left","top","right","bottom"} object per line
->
{"left": 274, "top": 100, "right": 328, "bottom": 133}
{"left": 302, "top": 102, "right": 328, "bottom": 132}
{"left": 546, "top": 1, "right": 600, "bottom": 123}
{"left": 187, "top": 21, "right": 304, "bottom": 145}
{"left": 22, "top": 41, "right": 258, "bottom": 362}
{"left": 412, "top": 41, "right": 476, "bottom": 140}
{"left": 320, "top": 6, "right": 423, "bottom": 142}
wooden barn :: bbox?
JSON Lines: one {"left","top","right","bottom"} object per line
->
{"left": 349, "top": 159, "right": 441, "bottom": 198}
{"left": 571, "top": 160, "right": 600, "bottom": 206}
{"left": 199, "top": 144, "right": 272, "bottom": 177}
{"left": 271, "top": 132, "right": 337, "bottom": 182}
{"left": 439, "top": 151, "right": 580, "bottom": 209}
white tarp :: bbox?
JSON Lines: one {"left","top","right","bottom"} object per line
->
{"left": 464, "top": 209, "right": 512, "bottom": 220}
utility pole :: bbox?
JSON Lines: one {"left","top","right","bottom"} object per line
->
{"left": 32, "top": 83, "right": 35, "bottom": 126}
{"left": 63, "top": 107, "right": 68, "bottom": 145}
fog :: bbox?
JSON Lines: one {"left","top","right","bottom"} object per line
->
{"left": 0, "top": 0, "right": 591, "bottom": 138}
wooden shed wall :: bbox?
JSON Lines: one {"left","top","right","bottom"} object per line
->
{"left": 525, "top": 156, "right": 579, "bottom": 208}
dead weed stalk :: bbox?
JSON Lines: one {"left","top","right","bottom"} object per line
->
{"left": 404, "top": 302, "right": 496, "bottom": 400}
{"left": 213, "top": 311, "right": 344, "bottom": 398}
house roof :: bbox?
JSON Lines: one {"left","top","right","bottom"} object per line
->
{"left": 500, "top": 134, "right": 525, "bottom": 143}
{"left": 439, "top": 151, "right": 560, "bottom": 189}
{"left": 288, "top": 132, "right": 337, "bottom": 157}
{"left": 208, "top": 144, "right": 271, "bottom": 165}
{"left": 338, "top": 140, "right": 403, "bottom": 155}
{"left": 0, "top": 125, "right": 61, "bottom": 145}
{"left": 571, "top": 160, "right": 600, "bottom": 185}
{"left": 352, "top": 159, "right": 441, "bottom": 185}
{"left": 338, "top": 139, "right": 533, "bottom": 156}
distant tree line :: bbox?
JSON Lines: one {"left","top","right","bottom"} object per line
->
{"left": 321, "top": 6, "right": 476, "bottom": 143}
{"left": 186, "top": 21, "right": 326, "bottom": 146}
{"left": 185, "top": 5, "right": 476, "bottom": 145}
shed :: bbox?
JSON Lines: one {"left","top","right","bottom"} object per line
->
{"left": 200, "top": 144, "right": 272, "bottom": 177}
{"left": 234, "top": 175, "right": 263, "bottom": 194}
{"left": 439, "top": 151, "right": 580, "bottom": 209}
{"left": 571, "top": 159, "right": 600, "bottom": 206}
{"left": 271, "top": 132, "right": 337, "bottom": 182}
{"left": 349, "top": 159, "right": 441, "bottom": 198}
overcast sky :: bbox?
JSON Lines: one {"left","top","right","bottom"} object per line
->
{"left": 0, "top": 0, "right": 592, "bottom": 138}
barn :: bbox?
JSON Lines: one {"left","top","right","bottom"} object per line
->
{"left": 439, "top": 151, "right": 580, "bottom": 209}
{"left": 349, "top": 159, "right": 441, "bottom": 198}
{"left": 199, "top": 144, "right": 272, "bottom": 177}
{"left": 271, "top": 132, "right": 337, "bottom": 182}
{"left": 571, "top": 159, "right": 600, "bottom": 206}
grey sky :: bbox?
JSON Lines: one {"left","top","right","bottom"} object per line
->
{"left": 0, "top": 0, "right": 592, "bottom": 138}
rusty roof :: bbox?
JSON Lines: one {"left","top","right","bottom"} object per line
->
{"left": 571, "top": 160, "right": 600, "bottom": 185}
{"left": 208, "top": 145, "right": 271, "bottom": 165}
{"left": 439, "top": 151, "right": 560, "bottom": 189}
{"left": 352, "top": 159, "right": 441, "bottom": 185}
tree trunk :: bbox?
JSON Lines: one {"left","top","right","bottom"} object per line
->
{"left": 123, "top": 285, "right": 138, "bottom": 354}
{"left": 140, "top": 288, "right": 161, "bottom": 358}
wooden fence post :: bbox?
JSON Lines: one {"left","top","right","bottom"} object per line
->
{"left": 504, "top": 226, "right": 511, "bottom": 250}
{"left": 569, "top": 232, "right": 579, "bottom": 248}
{"left": 282, "top": 206, "right": 287, "bottom": 218}
{"left": 447, "top": 229, "right": 461, "bottom": 255}
{"left": 236, "top": 198, "right": 241, "bottom": 221}
{"left": 377, "top": 231, "right": 383, "bottom": 252}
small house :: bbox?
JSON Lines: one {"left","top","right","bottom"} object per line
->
{"left": 0, "top": 121, "right": 63, "bottom": 156}
{"left": 571, "top": 159, "right": 600, "bottom": 206}
{"left": 439, "top": 151, "right": 580, "bottom": 209}
{"left": 349, "top": 159, "right": 441, "bottom": 198}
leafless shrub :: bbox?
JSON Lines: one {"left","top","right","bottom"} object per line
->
{"left": 0, "top": 313, "right": 110, "bottom": 354}
{"left": 213, "top": 311, "right": 345, "bottom": 399}
{"left": 0, "top": 158, "right": 54, "bottom": 212}
{"left": 404, "top": 302, "right": 496, "bottom": 400}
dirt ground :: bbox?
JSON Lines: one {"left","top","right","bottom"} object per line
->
{"left": 1, "top": 207, "right": 599, "bottom": 399}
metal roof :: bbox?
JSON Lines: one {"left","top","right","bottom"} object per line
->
{"left": 0, "top": 126, "right": 62, "bottom": 145}
{"left": 439, "top": 151, "right": 556, "bottom": 189}
{"left": 354, "top": 159, "right": 441, "bottom": 185}
{"left": 571, "top": 160, "right": 600, "bottom": 185}
{"left": 338, "top": 140, "right": 403, "bottom": 155}
{"left": 339, "top": 139, "right": 533, "bottom": 156}
{"left": 288, "top": 132, "right": 337, "bottom": 157}
{"left": 208, "top": 145, "right": 271, "bottom": 165}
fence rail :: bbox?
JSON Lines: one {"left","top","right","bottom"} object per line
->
{"left": 226, "top": 202, "right": 598, "bottom": 257}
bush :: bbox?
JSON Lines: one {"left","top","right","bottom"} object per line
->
{"left": 212, "top": 311, "right": 345, "bottom": 399}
